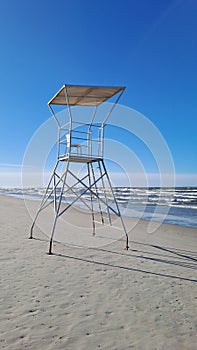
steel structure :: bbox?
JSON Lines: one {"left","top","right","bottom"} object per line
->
{"left": 30, "top": 84, "right": 129, "bottom": 253}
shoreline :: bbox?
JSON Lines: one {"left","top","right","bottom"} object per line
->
{"left": 1, "top": 189, "right": 197, "bottom": 230}
{"left": 0, "top": 194, "right": 197, "bottom": 349}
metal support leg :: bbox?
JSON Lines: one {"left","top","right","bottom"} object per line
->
{"left": 29, "top": 221, "right": 35, "bottom": 239}
{"left": 90, "top": 162, "right": 104, "bottom": 224}
{"left": 98, "top": 160, "right": 112, "bottom": 225}
{"left": 87, "top": 163, "right": 96, "bottom": 235}
{"left": 53, "top": 171, "right": 57, "bottom": 213}
{"left": 29, "top": 210, "right": 41, "bottom": 239}
{"left": 48, "top": 214, "right": 58, "bottom": 254}
{"left": 29, "top": 161, "right": 59, "bottom": 239}
{"left": 101, "top": 160, "right": 129, "bottom": 250}
{"left": 48, "top": 160, "right": 69, "bottom": 254}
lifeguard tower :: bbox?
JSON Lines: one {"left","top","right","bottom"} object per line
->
{"left": 30, "top": 84, "right": 129, "bottom": 253}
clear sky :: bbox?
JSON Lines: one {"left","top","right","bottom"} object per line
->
{"left": 0, "top": 0, "right": 197, "bottom": 187}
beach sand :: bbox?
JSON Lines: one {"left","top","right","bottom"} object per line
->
{"left": 0, "top": 194, "right": 197, "bottom": 349}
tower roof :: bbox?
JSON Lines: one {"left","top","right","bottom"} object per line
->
{"left": 48, "top": 84, "right": 125, "bottom": 106}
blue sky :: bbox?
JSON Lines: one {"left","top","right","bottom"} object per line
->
{"left": 0, "top": 0, "right": 197, "bottom": 187}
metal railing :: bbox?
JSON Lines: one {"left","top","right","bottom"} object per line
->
{"left": 57, "top": 121, "right": 104, "bottom": 159}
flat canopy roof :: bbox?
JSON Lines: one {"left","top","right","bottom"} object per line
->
{"left": 48, "top": 84, "right": 125, "bottom": 106}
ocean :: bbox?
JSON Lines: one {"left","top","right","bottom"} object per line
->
{"left": 0, "top": 187, "right": 197, "bottom": 229}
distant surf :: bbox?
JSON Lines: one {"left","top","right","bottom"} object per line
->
{"left": 1, "top": 187, "right": 197, "bottom": 229}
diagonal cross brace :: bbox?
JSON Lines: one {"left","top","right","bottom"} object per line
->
{"left": 57, "top": 168, "right": 120, "bottom": 218}
{"left": 58, "top": 170, "right": 106, "bottom": 217}
{"left": 55, "top": 172, "right": 92, "bottom": 212}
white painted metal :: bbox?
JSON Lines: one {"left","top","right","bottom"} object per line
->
{"left": 30, "top": 84, "right": 129, "bottom": 253}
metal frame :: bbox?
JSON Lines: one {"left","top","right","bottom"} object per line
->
{"left": 30, "top": 84, "right": 129, "bottom": 253}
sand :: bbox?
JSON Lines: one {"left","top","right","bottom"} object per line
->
{"left": 0, "top": 194, "right": 197, "bottom": 350}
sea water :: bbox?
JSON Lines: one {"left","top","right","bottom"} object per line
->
{"left": 1, "top": 187, "right": 197, "bottom": 229}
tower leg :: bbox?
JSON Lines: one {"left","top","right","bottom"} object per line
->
{"left": 48, "top": 160, "right": 70, "bottom": 254}
{"left": 90, "top": 162, "right": 104, "bottom": 224}
{"left": 101, "top": 159, "right": 129, "bottom": 250}
{"left": 98, "top": 160, "right": 112, "bottom": 225}
{"left": 48, "top": 214, "right": 58, "bottom": 254}
{"left": 87, "top": 163, "right": 96, "bottom": 235}
{"left": 29, "top": 216, "right": 38, "bottom": 239}
{"left": 29, "top": 161, "right": 59, "bottom": 239}
{"left": 29, "top": 222, "right": 34, "bottom": 239}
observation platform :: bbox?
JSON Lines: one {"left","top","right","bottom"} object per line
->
{"left": 58, "top": 155, "right": 103, "bottom": 163}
